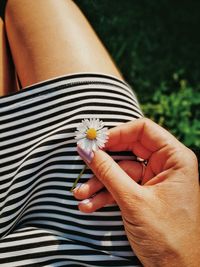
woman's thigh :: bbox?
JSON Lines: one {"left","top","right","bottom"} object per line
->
{"left": 5, "top": 0, "right": 123, "bottom": 88}
{"left": 0, "top": 18, "right": 18, "bottom": 96}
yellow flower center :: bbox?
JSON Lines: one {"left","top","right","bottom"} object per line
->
{"left": 86, "top": 128, "right": 97, "bottom": 140}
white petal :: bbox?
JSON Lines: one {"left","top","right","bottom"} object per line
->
{"left": 96, "top": 140, "right": 105, "bottom": 148}
{"left": 92, "top": 119, "right": 97, "bottom": 129}
{"left": 84, "top": 139, "right": 94, "bottom": 152}
{"left": 97, "top": 136, "right": 108, "bottom": 146}
{"left": 90, "top": 118, "right": 96, "bottom": 128}
{"left": 98, "top": 127, "right": 108, "bottom": 134}
{"left": 97, "top": 131, "right": 108, "bottom": 140}
{"left": 84, "top": 119, "right": 92, "bottom": 128}
{"left": 77, "top": 139, "right": 86, "bottom": 149}
{"left": 87, "top": 140, "right": 94, "bottom": 152}
{"left": 92, "top": 141, "right": 99, "bottom": 151}
{"left": 76, "top": 124, "right": 88, "bottom": 133}
{"left": 96, "top": 136, "right": 105, "bottom": 143}
{"left": 94, "top": 118, "right": 101, "bottom": 129}
{"left": 96, "top": 120, "right": 104, "bottom": 130}
{"left": 75, "top": 133, "right": 86, "bottom": 140}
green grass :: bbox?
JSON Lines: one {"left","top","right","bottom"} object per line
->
{"left": 75, "top": 0, "right": 200, "bottom": 158}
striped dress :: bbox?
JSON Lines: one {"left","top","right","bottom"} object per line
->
{"left": 0, "top": 73, "right": 143, "bottom": 267}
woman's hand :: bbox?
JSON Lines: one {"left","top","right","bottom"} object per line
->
{"left": 73, "top": 118, "right": 200, "bottom": 267}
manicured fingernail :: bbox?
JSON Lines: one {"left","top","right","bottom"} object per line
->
{"left": 77, "top": 145, "right": 94, "bottom": 164}
{"left": 72, "top": 183, "right": 82, "bottom": 192}
{"left": 80, "top": 198, "right": 91, "bottom": 205}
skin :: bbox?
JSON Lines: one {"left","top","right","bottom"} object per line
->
{"left": 74, "top": 118, "right": 200, "bottom": 267}
{"left": 0, "top": 16, "right": 18, "bottom": 96}
{"left": 5, "top": 0, "right": 122, "bottom": 89}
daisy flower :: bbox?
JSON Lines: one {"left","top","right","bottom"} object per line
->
{"left": 70, "top": 118, "right": 109, "bottom": 192}
{"left": 75, "top": 118, "right": 109, "bottom": 152}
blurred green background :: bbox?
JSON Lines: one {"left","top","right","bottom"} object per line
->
{"left": 75, "top": 0, "right": 200, "bottom": 160}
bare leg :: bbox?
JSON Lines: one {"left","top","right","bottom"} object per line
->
{"left": 5, "top": 0, "right": 123, "bottom": 88}
{"left": 0, "top": 18, "right": 18, "bottom": 96}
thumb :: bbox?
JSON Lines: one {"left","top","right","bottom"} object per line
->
{"left": 77, "top": 146, "right": 142, "bottom": 205}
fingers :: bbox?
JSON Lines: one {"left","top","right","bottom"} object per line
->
{"left": 118, "top": 160, "right": 143, "bottom": 183}
{"left": 77, "top": 190, "right": 115, "bottom": 213}
{"left": 131, "top": 141, "right": 152, "bottom": 160}
{"left": 105, "top": 118, "right": 182, "bottom": 159}
{"left": 74, "top": 160, "right": 143, "bottom": 199}
{"left": 77, "top": 146, "right": 142, "bottom": 207}
{"left": 73, "top": 175, "right": 116, "bottom": 213}
{"left": 91, "top": 150, "right": 142, "bottom": 203}
{"left": 73, "top": 160, "right": 143, "bottom": 212}
{"left": 73, "top": 176, "right": 104, "bottom": 200}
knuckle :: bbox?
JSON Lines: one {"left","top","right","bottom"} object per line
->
{"left": 141, "top": 117, "right": 152, "bottom": 125}
{"left": 186, "top": 147, "right": 198, "bottom": 165}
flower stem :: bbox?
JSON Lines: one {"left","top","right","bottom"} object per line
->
{"left": 70, "top": 165, "right": 87, "bottom": 192}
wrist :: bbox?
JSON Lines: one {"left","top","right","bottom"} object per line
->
{"left": 156, "top": 234, "right": 200, "bottom": 267}
{"left": 140, "top": 231, "right": 200, "bottom": 267}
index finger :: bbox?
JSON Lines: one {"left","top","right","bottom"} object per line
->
{"left": 105, "top": 118, "right": 181, "bottom": 154}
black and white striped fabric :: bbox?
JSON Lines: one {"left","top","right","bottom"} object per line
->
{"left": 0, "top": 73, "right": 143, "bottom": 267}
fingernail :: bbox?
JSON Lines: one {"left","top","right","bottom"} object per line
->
{"left": 80, "top": 198, "right": 91, "bottom": 205}
{"left": 77, "top": 145, "right": 94, "bottom": 164}
{"left": 72, "top": 183, "right": 82, "bottom": 192}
